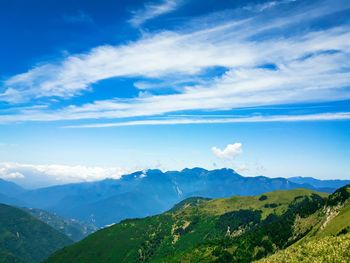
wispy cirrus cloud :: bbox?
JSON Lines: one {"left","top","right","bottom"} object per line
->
{"left": 3, "top": 0, "right": 349, "bottom": 104}
{"left": 1, "top": 45, "right": 349, "bottom": 124}
{"left": 129, "top": 0, "right": 183, "bottom": 27}
{"left": 243, "top": 0, "right": 297, "bottom": 13}
{"left": 63, "top": 112, "right": 350, "bottom": 128}
{"left": 0, "top": 0, "right": 349, "bottom": 124}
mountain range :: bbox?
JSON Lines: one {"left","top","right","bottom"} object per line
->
{"left": 1, "top": 168, "right": 349, "bottom": 227}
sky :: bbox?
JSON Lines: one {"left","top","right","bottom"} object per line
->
{"left": 0, "top": 0, "right": 350, "bottom": 187}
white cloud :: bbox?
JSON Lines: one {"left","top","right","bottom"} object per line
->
{"left": 212, "top": 143, "right": 243, "bottom": 160}
{"left": 1, "top": 171, "right": 24, "bottom": 179}
{"left": 129, "top": 0, "right": 183, "bottom": 27}
{"left": 0, "top": 162, "right": 130, "bottom": 188}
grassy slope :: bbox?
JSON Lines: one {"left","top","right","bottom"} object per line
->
{"left": 0, "top": 204, "right": 73, "bottom": 263}
{"left": 256, "top": 204, "right": 350, "bottom": 263}
{"left": 256, "top": 185, "right": 350, "bottom": 263}
{"left": 314, "top": 185, "right": 350, "bottom": 237}
{"left": 46, "top": 189, "right": 327, "bottom": 263}
{"left": 199, "top": 188, "right": 322, "bottom": 217}
{"left": 256, "top": 232, "right": 350, "bottom": 263}
{"left": 316, "top": 202, "right": 350, "bottom": 237}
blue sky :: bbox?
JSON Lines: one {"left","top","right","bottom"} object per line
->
{"left": 0, "top": 0, "right": 349, "bottom": 187}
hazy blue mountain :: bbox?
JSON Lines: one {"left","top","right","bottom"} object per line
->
{"left": 288, "top": 176, "right": 350, "bottom": 189}
{"left": 0, "top": 192, "right": 23, "bottom": 207}
{"left": 14, "top": 168, "right": 323, "bottom": 227}
{"left": 0, "top": 178, "right": 25, "bottom": 197}
{"left": 0, "top": 179, "right": 27, "bottom": 207}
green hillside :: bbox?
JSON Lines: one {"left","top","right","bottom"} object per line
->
{"left": 45, "top": 188, "right": 329, "bottom": 263}
{"left": 0, "top": 204, "right": 73, "bottom": 263}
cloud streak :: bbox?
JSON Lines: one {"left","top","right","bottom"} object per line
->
{"left": 129, "top": 0, "right": 183, "bottom": 27}
{"left": 63, "top": 112, "right": 350, "bottom": 128}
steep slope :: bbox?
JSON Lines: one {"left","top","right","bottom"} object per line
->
{"left": 0, "top": 204, "right": 72, "bottom": 263}
{"left": 17, "top": 168, "right": 323, "bottom": 227}
{"left": 22, "top": 207, "right": 98, "bottom": 241}
{"left": 257, "top": 185, "right": 350, "bottom": 262}
{"left": 45, "top": 188, "right": 328, "bottom": 263}
{"left": 311, "top": 184, "right": 350, "bottom": 237}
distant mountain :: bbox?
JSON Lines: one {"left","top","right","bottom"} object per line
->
{"left": 16, "top": 168, "right": 320, "bottom": 227}
{"left": 0, "top": 203, "right": 72, "bottom": 263}
{"left": 0, "top": 179, "right": 27, "bottom": 207}
{"left": 288, "top": 176, "right": 350, "bottom": 189}
{"left": 22, "top": 207, "right": 98, "bottom": 241}
{"left": 45, "top": 185, "right": 350, "bottom": 263}
{"left": 0, "top": 178, "right": 25, "bottom": 197}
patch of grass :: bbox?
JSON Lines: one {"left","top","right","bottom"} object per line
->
{"left": 256, "top": 232, "right": 350, "bottom": 263}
